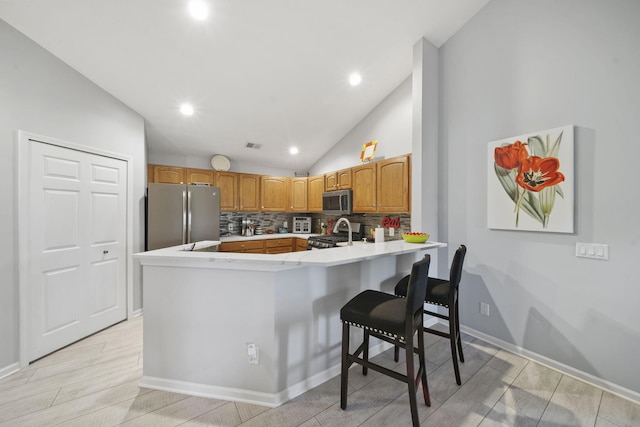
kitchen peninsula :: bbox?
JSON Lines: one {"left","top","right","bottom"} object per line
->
{"left": 134, "top": 237, "right": 445, "bottom": 407}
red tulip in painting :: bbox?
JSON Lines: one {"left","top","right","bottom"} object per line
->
{"left": 493, "top": 132, "right": 566, "bottom": 228}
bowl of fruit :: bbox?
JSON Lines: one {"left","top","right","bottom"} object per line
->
{"left": 402, "top": 232, "right": 430, "bottom": 243}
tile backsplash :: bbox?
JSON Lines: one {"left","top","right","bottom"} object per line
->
{"left": 220, "top": 212, "right": 411, "bottom": 240}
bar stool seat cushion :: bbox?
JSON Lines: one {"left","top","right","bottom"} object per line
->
{"left": 340, "top": 290, "right": 407, "bottom": 339}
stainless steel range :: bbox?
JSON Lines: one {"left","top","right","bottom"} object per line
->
{"left": 307, "top": 221, "right": 364, "bottom": 249}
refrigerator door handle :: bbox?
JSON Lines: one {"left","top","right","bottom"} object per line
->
{"left": 182, "top": 190, "right": 188, "bottom": 244}
{"left": 187, "top": 190, "right": 192, "bottom": 243}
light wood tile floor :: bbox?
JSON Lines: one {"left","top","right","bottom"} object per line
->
{"left": 1, "top": 316, "right": 639, "bottom": 426}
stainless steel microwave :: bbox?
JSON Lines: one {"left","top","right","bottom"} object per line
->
{"left": 322, "top": 189, "right": 352, "bottom": 215}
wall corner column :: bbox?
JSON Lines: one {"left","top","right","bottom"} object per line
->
{"left": 411, "top": 38, "right": 439, "bottom": 243}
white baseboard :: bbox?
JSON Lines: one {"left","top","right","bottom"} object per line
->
{"left": 140, "top": 339, "right": 394, "bottom": 408}
{"left": 461, "top": 325, "right": 640, "bottom": 405}
{"left": 0, "top": 362, "right": 20, "bottom": 381}
{"left": 130, "top": 308, "right": 143, "bottom": 318}
{"left": 139, "top": 375, "right": 283, "bottom": 407}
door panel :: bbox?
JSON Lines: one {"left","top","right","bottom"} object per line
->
{"left": 91, "top": 193, "right": 118, "bottom": 243}
{"left": 29, "top": 140, "right": 127, "bottom": 360}
{"left": 90, "top": 259, "right": 119, "bottom": 315}
{"left": 42, "top": 266, "right": 81, "bottom": 333}
{"left": 43, "top": 190, "right": 80, "bottom": 250}
{"left": 86, "top": 157, "right": 126, "bottom": 334}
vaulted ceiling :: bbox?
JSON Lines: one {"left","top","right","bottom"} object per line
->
{"left": 0, "top": 0, "right": 489, "bottom": 171}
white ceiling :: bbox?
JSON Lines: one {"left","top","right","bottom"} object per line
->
{"left": 0, "top": 0, "right": 489, "bottom": 172}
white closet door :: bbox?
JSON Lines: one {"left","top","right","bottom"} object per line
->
{"left": 28, "top": 140, "right": 127, "bottom": 361}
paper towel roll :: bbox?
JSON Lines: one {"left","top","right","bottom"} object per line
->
{"left": 375, "top": 227, "right": 384, "bottom": 243}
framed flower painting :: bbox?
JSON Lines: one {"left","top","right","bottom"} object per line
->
{"left": 487, "top": 125, "right": 574, "bottom": 233}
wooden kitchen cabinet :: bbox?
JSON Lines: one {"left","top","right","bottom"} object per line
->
{"left": 325, "top": 168, "right": 351, "bottom": 191}
{"left": 352, "top": 162, "right": 377, "bottom": 213}
{"left": 238, "top": 173, "right": 261, "bottom": 212}
{"left": 261, "top": 176, "right": 289, "bottom": 212}
{"left": 186, "top": 168, "right": 214, "bottom": 185}
{"left": 264, "top": 238, "right": 294, "bottom": 254}
{"left": 149, "top": 164, "right": 214, "bottom": 186}
{"left": 220, "top": 237, "right": 303, "bottom": 254}
{"left": 215, "top": 171, "right": 238, "bottom": 212}
{"left": 377, "top": 155, "right": 410, "bottom": 213}
{"left": 153, "top": 165, "right": 186, "bottom": 184}
{"left": 290, "top": 177, "right": 308, "bottom": 212}
{"left": 350, "top": 154, "right": 411, "bottom": 214}
{"left": 218, "top": 240, "right": 265, "bottom": 253}
{"left": 295, "top": 238, "right": 309, "bottom": 251}
{"left": 308, "top": 174, "right": 325, "bottom": 212}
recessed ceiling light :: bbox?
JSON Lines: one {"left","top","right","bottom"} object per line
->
{"left": 188, "top": 0, "right": 209, "bottom": 21}
{"left": 289, "top": 147, "right": 299, "bottom": 155}
{"left": 180, "top": 103, "right": 194, "bottom": 116}
{"left": 349, "top": 72, "right": 362, "bottom": 86}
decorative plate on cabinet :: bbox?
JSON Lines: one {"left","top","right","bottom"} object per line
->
{"left": 210, "top": 155, "right": 231, "bottom": 171}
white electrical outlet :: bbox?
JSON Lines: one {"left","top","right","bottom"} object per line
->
{"left": 247, "top": 343, "right": 259, "bottom": 364}
{"left": 480, "top": 302, "right": 490, "bottom": 316}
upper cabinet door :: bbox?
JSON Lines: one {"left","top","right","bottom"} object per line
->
{"left": 308, "top": 175, "right": 324, "bottom": 213}
{"left": 153, "top": 165, "right": 186, "bottom": 184}
{"left": 261, "top": 176, "right": 289, "bottom": 212}
{"left": 352, "top": 163, "right": 377, "bottom": 213}
{"left": 215, "top": 171, "right": 238, "bottom": 212}
{"left": 290, "top": 177, "right": 308, "bottom": 212}
{"left": 187, "top": 168, "right": 214, "bottom": 185}
{"left": 325, "top": 172, "right": 337, "bottom": 191}
{"left": 325, "top": 169, "right": 352, "bottom": 191}
{"left": 239, "top": 173, "right": 261, "bottom": 211}
{"left": 336, "top": 168, "right": 352, "bottom": 189}
{"left": 377, "top": 155, "right": 410, "bottom": 213}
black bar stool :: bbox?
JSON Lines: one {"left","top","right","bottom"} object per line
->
{"left": 394, "top": 245, "right": 467, "bottom": 385}
{"left": 340, "top": 255, "right": 431, "bottom": 427}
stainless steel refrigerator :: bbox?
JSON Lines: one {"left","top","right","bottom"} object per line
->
{"left": 146, "top": 183, "right": 220, "bottom": 250}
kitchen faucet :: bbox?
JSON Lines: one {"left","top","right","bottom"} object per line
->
{"left": 334, "top": 217, "right": 353, "bottom": 246}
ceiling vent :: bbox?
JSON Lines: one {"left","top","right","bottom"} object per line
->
{"left": 245, "top": 142, "right": 261, "bottom": 150}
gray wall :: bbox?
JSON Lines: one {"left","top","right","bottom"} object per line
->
{"left": 308, "top": 76, "right": 413, "bottom": 175}
{"left": 0, "top": 19, "right": 146, "bottom": 370}
{"left": 440, "top": 0, "right": 640, "bottom": 394}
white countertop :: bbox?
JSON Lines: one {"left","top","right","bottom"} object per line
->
{"left": 134, "top": 239, "right": 446, "bottom": 269}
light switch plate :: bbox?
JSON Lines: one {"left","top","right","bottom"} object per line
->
{"left": 576, "top": 242, "right": 609, "bottom": 260}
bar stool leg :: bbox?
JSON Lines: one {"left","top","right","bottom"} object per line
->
{"left": 449, "top": 308, "right": 462, "bottom": 385}
{"left": 363, "top": 330, "right": 369, "bottom": 375}
{"left": 340, "top": 322, "right": 350, "bottom": 409}
{"left": 417, "top": 324, "right": 431, "bottom": 406}
{"left": 455, "top": 300, "right": 464, "bottom": 363}
{"left": 405, "top": 332, "right": 420, "bottom": 427}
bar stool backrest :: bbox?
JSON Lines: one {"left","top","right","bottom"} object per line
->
{"left": 406, "top": 255, "right": 431, "bottom": 319}
{"left": 449, "top": 245, "right": 467, "bottom": 293}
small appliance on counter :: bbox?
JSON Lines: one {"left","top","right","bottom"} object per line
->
{"left": 240, "top": 218, "right": 255, "bottom": 236}
{"left": 292, "top": 216, "right": 312, "bottom": 234}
